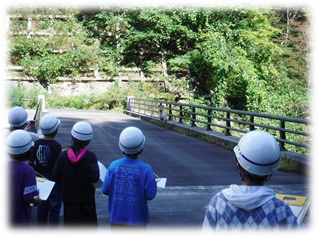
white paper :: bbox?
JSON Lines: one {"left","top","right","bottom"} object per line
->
{"left": 36, "top": 179, "right": 55, "bottom": 200}
{"left": 289, "top": 202, "right": 310, "bottom": 225}
{"left": 289, "top": 205, "right": 303, "bottom": 217}
{"left": 156, "top": 178, "right": 167, "bottom": 188}
{"left": 297, "top": 202, "right": 310, "bottom": 225}
{"left": 98, "top": 161, "right": 107, "bottom": 182}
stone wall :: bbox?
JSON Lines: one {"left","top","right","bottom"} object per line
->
{"left": 0, "top": 15, "right": 184, "bottom": 95}
{"left": 5, "top": 76, "right": 166, "bottom": 96}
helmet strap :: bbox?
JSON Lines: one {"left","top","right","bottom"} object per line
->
{"left": 265, "top": 174, "right": 272, "bottom": 181}
{"left": 236, "top": 160, "right": 247, "bottom": 181}
{"left": 240, "top": 170, "right": 248, "bottom": 181}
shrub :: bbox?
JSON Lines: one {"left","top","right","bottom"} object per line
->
{"left": 6, "top": 84, "right": 42, "bottom": 109}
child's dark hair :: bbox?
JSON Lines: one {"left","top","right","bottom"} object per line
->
{"left": 123, "top": 149, "right": 143, "bottom": 159}
{"left": 239, "top": 165, "right": 271, "bottom": 184}
{"left": 70, "top": 136, "right": 90, "bottom": 154}
{"left": 9, "top": 149, "right": 32, "bottom": 162}
{"left": 235, "top": 155, "right": 271, "bottom": 184}
{"left": 44, "top": 128, "right": 58, "bottom": 138}
{"left": 9, "top": 122, "right": 27, "bottom": 131}
{"left": 245, "top": 171, "right": 271, "bottom": 184}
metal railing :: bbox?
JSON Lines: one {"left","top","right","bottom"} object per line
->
{"left": 127, "top": 97, "right": 310, "bottom": 152}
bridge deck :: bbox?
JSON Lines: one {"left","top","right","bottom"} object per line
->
{"left": 33, "top": 109, "right": 310, "bottom": 229}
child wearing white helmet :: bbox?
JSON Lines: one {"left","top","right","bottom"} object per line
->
{"left": 102, "top": 126, "right": 157, "bottom": 229}
{"left": 7, "top": 130, "right": 42, "bottom": 226}
{"left": 53, "top": 121, "right": 99, "bottom": 227}
{"left": 0, "top": 106, "right": 42, "bottom": 161}
{"left": 28, "top": 113, "right": 62, "bottom": 226}
{"left": 202, "top": 130, "right": 298, "bottom": 231}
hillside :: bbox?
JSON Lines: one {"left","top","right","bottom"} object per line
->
{"left": 7, "top": 5, "right": 310, "bottom": 119}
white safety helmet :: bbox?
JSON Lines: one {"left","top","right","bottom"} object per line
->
{"left": 8, "top": 106, "right": 28, "bottom": 127}
{"left": 234, "top": 130, "right": 281, "bottom": 176}
{"left": 6, "top": 130, "right": 34, "bottom": 154}
{"left": 71, "top": 121, "right": 93, "bottom": 141}
{"left": 40, "top": 114, "right": 60, "bottom": 134}
{"left": 119, "top": 126, "right": 145, "bottom": 154}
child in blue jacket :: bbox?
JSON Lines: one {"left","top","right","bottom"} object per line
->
{"left": 102, "top": 126, "right": 157, "bottom": 229}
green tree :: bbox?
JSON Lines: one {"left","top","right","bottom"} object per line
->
{"left": 86, "top": 5, "right": 309, "bottom": 120}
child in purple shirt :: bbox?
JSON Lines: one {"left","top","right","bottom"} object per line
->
{"left": 7, "top": 130, "right": 42, "bottom": 226}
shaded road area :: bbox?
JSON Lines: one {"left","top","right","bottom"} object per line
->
{"left": 33, "top": 109, "right": 310, "bottom": 229}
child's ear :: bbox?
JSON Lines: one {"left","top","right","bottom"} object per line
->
{"left": 237, "top": 162, "right": 244, "bottom": 172}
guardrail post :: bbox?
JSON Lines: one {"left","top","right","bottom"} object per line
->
{"left": 249, "top": 116, "right": 255, "bottom": 131}
{"left": 151, "top": 101, "right": 154, "bottom": 116}
{"left": 138, "top": 99, "right": 141, "bottom": 113}
{"left": 191, "top": 107, "right": 196, "bottom": 127}
{"left": 38, "top": 95, "right": 45, "bottom": 113}
{"left": 179, "top": 105, "right": 183, "bottom": 123}
{"left": 280, "top": 120, "right": 287, "bottom": 151}
{"left": 207, "top": 109, "right": 212, "bottom": 131}
{"left": 225, "top": 111, "right": 231, "bottom": 136}
{"left": 159, "top": 102, "right": 162, "bottom": 117}
{"left": 127, "top": 96, "right": 134, "bottom": 111}
{"left": 168, "top": 104, "right": 172, "bottom": 120}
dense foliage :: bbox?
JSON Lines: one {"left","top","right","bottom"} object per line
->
{"left": 80, "top": 0, "right": 318, "bottom": 116}
{"left": 80, "top": 7, "right": 284, "bottom": 113}
{"left": 3, "top": 0, "right": 318, "bottom": 116}
{"left": 8, "top": 6, "right": 310, "bottom": 119}
{"left": 7, "top": 84, "right": 40, "bottom": 109}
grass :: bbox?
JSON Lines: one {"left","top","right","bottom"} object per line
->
{"left": 6, "top": 82, "right": 309, "bottom": 172}
{"left": 278, "top": 157, "right": 298, "bottom": 172}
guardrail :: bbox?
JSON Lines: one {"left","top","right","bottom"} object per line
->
{"left": 127, "top": 97, "right": 310, "bottom": 152}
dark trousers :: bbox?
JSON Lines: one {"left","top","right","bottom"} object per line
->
{"left": 110, "top": 223, "right": 147, "bottom": 237}
{"left": 37, "top": 183, "right": 62, "bottom": 226}
{"left": 63, "top": 201, "right": 98, "bottom": 227}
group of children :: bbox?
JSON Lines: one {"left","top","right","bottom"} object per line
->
{"left": 6, "top": 106, "right": 299, "bottom": 231}
{"left": 6, "top": 106, "right": 157, "bottom": 229}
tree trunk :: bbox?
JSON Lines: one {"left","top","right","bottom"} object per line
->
{"left": 282, "top": 6, "right": 290, "bottom": 45}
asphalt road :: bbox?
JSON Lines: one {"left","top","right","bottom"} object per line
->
{"left": 29, "top": 109, "right": 310, "bottom": 230}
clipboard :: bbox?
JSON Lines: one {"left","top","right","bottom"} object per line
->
{"left": 36, "top": 177, "right": 55, "bottom": 201}
{"left": 275, "top": 193, "right": 310, "bottom": 225}
{"left": 98, "top": 161, "right": 107, "bottom": 182}
{"left": 156, "top": 178, "right": 167, "bottom": 188}
{"left": 153, "top": 172, "right": 167, "bottom": 188}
